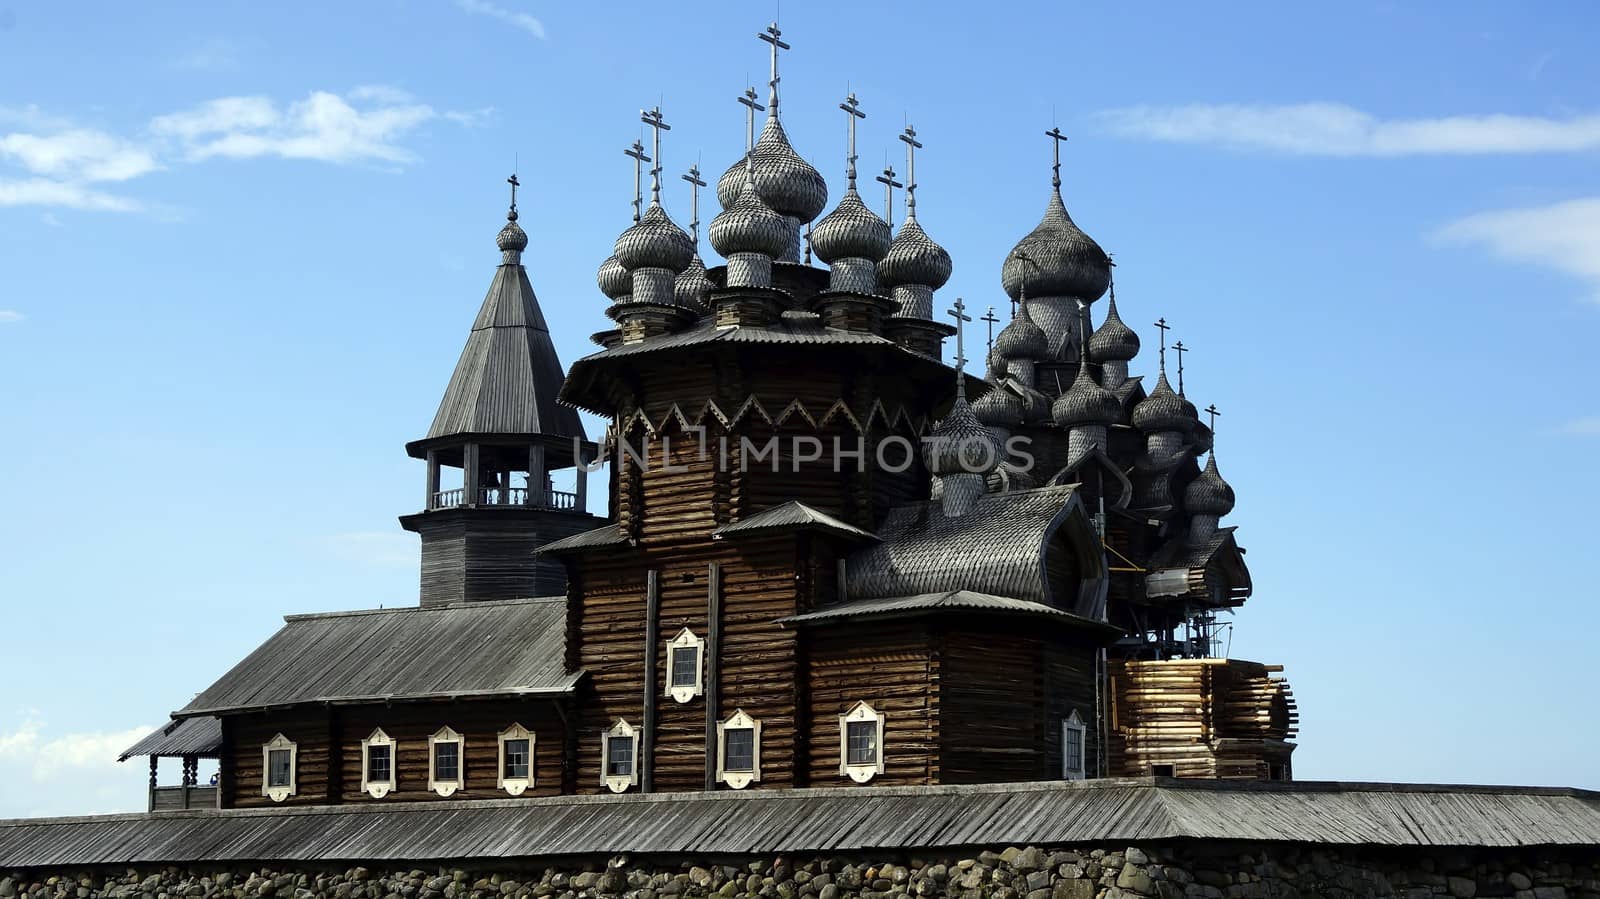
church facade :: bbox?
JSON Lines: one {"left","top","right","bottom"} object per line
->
{"left": 122, "top": 26, "right": 1296, "bottom": 811}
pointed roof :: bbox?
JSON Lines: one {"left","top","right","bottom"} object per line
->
{"left": 411, "top": 213, "right": 586, "bottom": 458}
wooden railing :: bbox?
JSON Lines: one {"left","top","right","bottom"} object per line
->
{"left": 430, "top": 488, "right": 578, "bottom": 511}
{"left": 149, "top": 784, "right": 218, "bottom": 812}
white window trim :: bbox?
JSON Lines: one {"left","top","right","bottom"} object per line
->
{"left": 1062, "top": 709, "right": 1087, "bottom": 781}
{"left": 496, "top": 723, "right": 535, "bottom": 796}
{"left": 359, "top": 728, "right": 397, "bottom": 799}
{"left": 665, "top": 628, "right": 705, "bottom": 704}
{"left": 601, "top": 718, "right": 640, "bottom": 794}
{"left": 428, "top": 726, "right": 465, "bottom": 797}
{"left": 715, "top": 709, "right": 762, "bottom": 790}
{"left": 838, "top": 700, "right": 885, "bottom": 783}
{"left": 261, "top": 733, "right": 297, "bottom": 802}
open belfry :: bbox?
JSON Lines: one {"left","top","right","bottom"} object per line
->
{"left": 122, "top": 24, "right": 1296, "bottom": 811}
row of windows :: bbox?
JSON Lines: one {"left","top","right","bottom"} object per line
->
{"left": 257, "top": 705, "right": 1089, "bottom": 801}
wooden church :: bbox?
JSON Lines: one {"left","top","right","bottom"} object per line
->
{"left": 122, "top": 26, "right": 1297, "bottom": 812}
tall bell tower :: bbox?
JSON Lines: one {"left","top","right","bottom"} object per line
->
{"left": 400, "top": 178, "right": 600, "bottom": 606}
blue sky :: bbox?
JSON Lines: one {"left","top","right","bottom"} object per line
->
{"left": 3, "top": 0, "right": 1599, "bottom": 816}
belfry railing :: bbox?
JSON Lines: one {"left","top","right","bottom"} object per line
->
{"left": 429, "top": 488, "right": 578, "bottom": 511}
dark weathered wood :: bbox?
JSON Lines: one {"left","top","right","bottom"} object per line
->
{"left": 703, "top": 561, "right": 721, "bottom": 791}
{"left": 642, "top": 568, "right": 659, "bottom": 793}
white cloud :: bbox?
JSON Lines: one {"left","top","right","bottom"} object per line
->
{"left": 1096, "top": 102, "right": 1600, "bottom": 156}
{"left": 0, "top": 310, "right": 24, "bottom": 322}
{"left": 0, "top": 129, "right": 158, "bottom": 181}
{"left": 0, "top": 177, "right": 140, "bottom": 211}
{"left": 1432, "top": 197, "right": 1600, "bottom": 302}
{"left": 0, "top": 716, "right": 151, "bottom": 781}
{"left": 1556, "top": 417, "right": 1600, "bottom": 436}
{"left": 454, "top": 0, "right": 546, "bottom": 39}
{"left": 323, "top": 531, "right": 418, "bottom": 568}
{"left": 152, "top": 89, "right": 435, "bottom": 165}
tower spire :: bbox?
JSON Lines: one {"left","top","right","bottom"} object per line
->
{"left": 947, "top": 296, "right": 972, "bottom": 398}
{"left": 681, "top": 163, "right": 707, "bottom": 246}
{"left": 1153, "top": 316, "right": 1171, "bottom": 374}
{"left": 640, "top": 106, "right": 671, "bottom": 206}
{"left": 899, "top": 125, "right": 923, "bottom": 221}
{"left": 875, "top": 164, "right": 901, "bottom": 227}
{"left": 738, "top": 87, "right": 765, "bottom": 151}
{"left": 1173, "top": 340, "right": 1189, "bottom": 396}
{"left": 839, "top": 92, "right": 865, "bottom": 190}
{"left": 758, "top": 22, "right": 789, "bottom": 116}
{"left": 1045, "top": 126, "right": 1068, "bottom": 192}
{"left": 624, "top": 138, "right": 651, "bottom": 224}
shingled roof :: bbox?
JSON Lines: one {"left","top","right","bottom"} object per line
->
{"left": 173, "top": 598, "right": 580, "bottom": 717}
{"left": 118, "top": 717, "right": 222, "bottom": 761}
{"left": 779, "top": 590, "right": 1117, "bottom": 634}
{"left": 844, "top": 486, "right": 1107, "bottom": 618}
{"left": 414, "top": 252, "right": 585, "bottom": 453}
{"left": 713, "top": 501, "right": 878, "bottom": 543}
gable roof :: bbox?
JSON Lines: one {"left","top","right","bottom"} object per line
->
{"left": 418, "top": 261, "right": 585, "bottom": 451}
{"left": 713, "top": 501, "right": 878, "bottom": 543}
{"left": 174, "top": 597, "right": 580, "bottom": 718}
{"left": 845, "top": 485, "right": 1105, "bottom": 616}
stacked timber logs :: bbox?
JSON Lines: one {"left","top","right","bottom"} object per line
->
{"left": 1106, "top": 658, "right": 1297, "bottom": 781}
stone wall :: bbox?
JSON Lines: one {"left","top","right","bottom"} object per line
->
{"left": 4, "top": 843, "right": 1598, "bottom": 899}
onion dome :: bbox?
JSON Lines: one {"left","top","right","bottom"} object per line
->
{"left": 597, "top": 254, "right": 630, "bottom": 300}
{"left": 878, "top": 218, "right": 952, "bottom": 290}
{"left": 985, "top": 343, "right": 1007, "bottom": 381}
{"left": 972, "top": 382, "right": 1024, "bottom": 429}
{"left": 811, "top": 188, "right": 892, "bottom": 263}
{"left": 614, "top": 202, "right": 694, "bottom": 273}
{"left": 1185, "top": 453, "right": 1236, "bottom": 517}
{"left": 1088, "top": 295, "right": 1140, "bottom": 363}
{"left": 924, "top": 396, "right": 999, "bottom": 476}
{"left": 1000, "top": 191, "right": 1111, "bottom": 302}
{"left": 716, "top": 116, "right": 828, "bottom": 223}
{"left": 1132, "top": 372, "right": 1193, "bottom": 434}
{"left": 994, "top": 302, "right": 1048, "bottom": 361}
{"left": 1053, "top": 359, "right": 1121, "bottom": 429}
{"left": 710, "top": 168, "right": 792, "bottom": 259}
{"left": 675, "top": 253, "right": 714, "bottom": 310}
{"left": 497, "top": 211, "right": 528, "bottom": 253}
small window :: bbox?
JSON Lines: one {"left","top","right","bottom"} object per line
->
{"left": 1151, "top": 764, "right": 1175, "bottom": 777}
{"left": 1269, "top": 763, "right": 1288, "bottom": 782}
{"left": 263, "top": 735, "right": 296, "bottom": 799}
{"left": 428, "top": 726, "right": 465, "bottom": 797}
{"left": 261, "top": 733, "right": 297, "bottom": 802}
{"left": 716, "top": 709, "right": 762, "bottom": 790}
{"left": 360, "top": 728, "right": 396, "bottom": 799}
{"left": 601, "top": 719, "right": 640, "bottom": 793}
{"left": 496, "top": 723, "right": 535, "bottom": 796}
{"left": 665, "top": 628, "right": 704, "bottom": 704}
{"left": 1062, "top": 710, "right": 1087, "bottom": 781}
{"left": 837, "top": 701, "right": 885, "bottom": 783}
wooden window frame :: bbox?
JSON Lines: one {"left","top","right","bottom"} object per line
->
{"left": 359, "top": 728, "right": 397, "bottom": 799}
{"left": 261, "top": 733, "right": 297, "bottom": 802}
{"left": 715, "top": 708, "right": 762, "bottom": 790}
{"left": 665, "top": 628, "right": 704, "bottom": 704}
{"left": 837, "top": 701, "right": 885, "bottom": 783}
{"left": 601, "top": 718, "right": 640, "bottom": 794}
{"left": 496, "top": 723, "right": 535, "bottom": 796}
{"left": 1061, "top": 709, "right": 1087, "bottom": 781}
{"left": 428, "top": 726, "right": 465, "bottom": 797}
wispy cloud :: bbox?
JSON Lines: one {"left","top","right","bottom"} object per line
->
{"left": 323, "top": 531, "right": 417, "bottom": 568}
{"left": 1556, "top": 417, "right": 1600, "bottom": 436}
{"left": 0, "top": 310, "right": 24, "bottom": 323}
{"left": 0, "top": 716, "right": 151, "bottom": 780}
{"left": 1096, "top": 102, "right": 1600, "bottom": 156}
{"left": 454, "top": 0, "right": 546, "bottom": 39}
{"left": 3, "top": 87, "right": 457, "bottom": 212}
{"left": 1432, "top": 197, "right": 1600, "bottom": 302}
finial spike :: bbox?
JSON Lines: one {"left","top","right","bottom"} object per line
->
{"left": 1173, "top": 340, "right": 1189, "bottom": 396}
{"left": 839, "top": 92, "right": 866, "bottom": 189}
{"left": 757, "top": 23, "right": 790, "bottom": 117}
{"left": 899, "top": 125, "right": 923, "bottom": 220}
{"left": 947, "top": 297, "right": 973, "bottom": 398}
{"left": 624, "top": 138, "right": 651, "bottom": 224}
{"left": 640, "top": 106, "right": 671, "bottom": 206}
{"left": 1045, "top": 127, "right": 1068, "bottom": 191}
{"left": 875, "top": 164, "right": 902, "bottom": 227}
{"left": 1153, "top": 317, "right": 1170, "bottom": 374}
{"left": 681, "top": 163, "right": 707, "bottom": 245}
